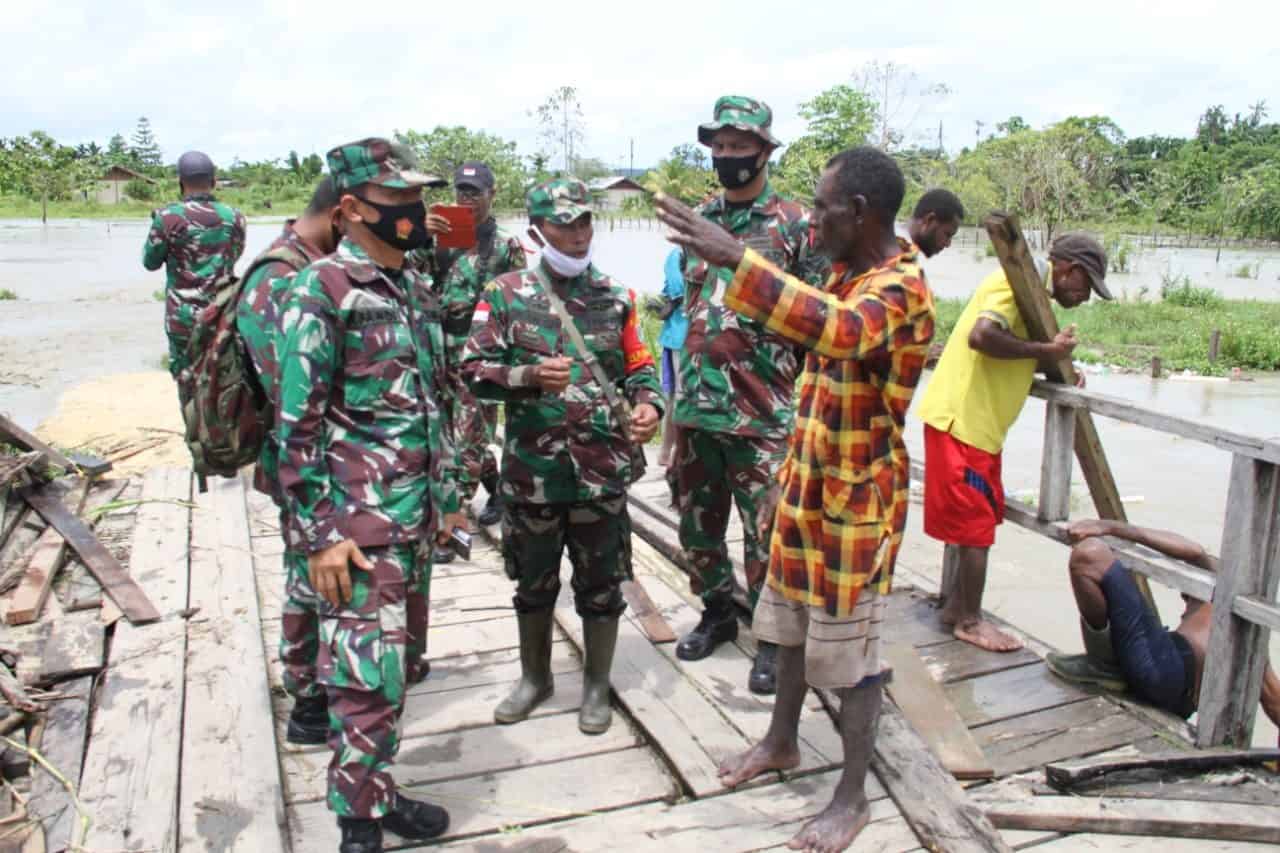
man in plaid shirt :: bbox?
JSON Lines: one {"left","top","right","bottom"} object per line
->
{"left": 655, "top": 146, "right": 935, "bottom": 853}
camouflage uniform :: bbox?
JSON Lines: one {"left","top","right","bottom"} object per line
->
{"left": 461, "top": 180, "right": 663, "bottom": 617}
{"left": 676, "top": 96, "right": 829, "bottom": 607}
{"left": 142, "top": 193, "right": 246, "bottom": 376}
{"left": 235, "top": 221, "right": 329, "bottom": 701}
{"left": 441, "top": 223, "right": 527, "bottom": 502}
{"left": 275, "top": 138, "right": 457, "bottom": 819}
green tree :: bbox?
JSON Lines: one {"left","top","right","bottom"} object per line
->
{"left": 7, "top": 131, "right": 100, "bottom": 222}
{"left": 396, "top": 126, "right": 527, "bottom": 210}
{"left": 774, "top": 83, "right": 876, "bottom": 200}
{"left": 106, "top": 133, "right": 133, "bottom": 167}
{"left": 131, "top": 117, "right": 162, "bottom": 168}
{"left": 641, "top": 146, "right": 715, "bottom": 205}
{"left": 531, "top": 86, "right": 585, "bottom": 173}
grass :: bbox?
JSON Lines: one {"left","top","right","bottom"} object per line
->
{"left": 933, "top": 296, "right": 1280, "bottom": 375}
{"left": 0, "top": 288, "right": 17, "bottom": 300}
{"left": 1232, "top": 261, "right": 1261, "bottom": 279}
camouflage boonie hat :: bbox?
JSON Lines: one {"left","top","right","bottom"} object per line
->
{"left": 526, "top": 177, "right": 592, "bottom": 224}
{"left": 325, "top": 138, "right": 445, "bottom": 192}
{"left": 698, "top": 95, "right": 782, "bottom": 148}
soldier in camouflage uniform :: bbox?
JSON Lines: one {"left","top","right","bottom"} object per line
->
{"left": 672, "top": 96, "right": 829, "bottom": 695}
{"left": 235, "top": 176, "right": 342, "bottom": 746}
{"left": 275, "top": 138, "right": 465, "bottom": 853}
{"left": 142, "top": 150, "right": 246, "bottom": 380}
{"left": 440, "top": 162, "right": 527, "bottom": 528}
{"left": 462, "top": 178, "right": 663, "bottom": 735}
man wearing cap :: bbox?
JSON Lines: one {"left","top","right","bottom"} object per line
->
{"left": 440, "top": 162, "right": 527, "bottom": 528}
{"left": 462, "top": 177, "right": 663, "bottom": 736}
{"left": 672, "top": 95, "right": 828, "bottom": 695}
{"left": 142, "top": 150, "right": 246, "bottom": 380}
{"left": 275, "top": 137, "right": 465, "bottom": 853}
{"left": 916, "top": 231, "right": 1111, "bottom": 652}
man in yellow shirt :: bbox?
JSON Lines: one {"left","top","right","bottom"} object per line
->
{"left": 916, "top": 232, "right": 1111, "bottom": 651}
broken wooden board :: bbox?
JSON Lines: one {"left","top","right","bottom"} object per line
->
{"left": 180, "top": 476, "right": 289, "bottom": 853}
{"left": 974, "top": 793, "right": 1280, "bottom": 844}
{"left": 1045, "top": 747, "right": 1280, "bottom": 790}
{"left": 0, "top": 451, "right": 41, "bottom": 490}
{"left": 26, "top": 675, "right": 93, "bottom": 853}
{"left": 6, "top": 481, "right": 90, "bottom": 625}
{"left": 21, "top": 482, "right": 160, "bottom": 625}
{"left": 33, "top": 611, "right": 105, "bottom": 683}
{"left": 77, "top": 467, "right": 191, "bottom": 853}
{"left": 621, "top": 579, "right": 676, "bottom": 644}
{"left": 883, "top": 642, "right": 993, "bottom": 779}
{"left": 0, "top": 414, "right": 109, "bottom": 477}
{"left": 945, "top": 661, "right": 1091, "bottom": 728}
{"left": 971, "top": 697, "right": 1155, "bottom": 778}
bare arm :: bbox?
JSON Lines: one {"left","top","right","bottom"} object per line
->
{"left": 1069, "top": 519, "right": 1214, "bottom": 571}
{"left": 1260, "top": 665, "right": 1280, "bottom": 743}
{"left": 969, "top": 317, "right": 1076, "bottom": 362}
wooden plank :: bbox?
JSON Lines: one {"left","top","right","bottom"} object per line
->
{"left": 945, "top": 662, "right": 1091, "bottom": 728}
{"left": 281, "top": 711, "right": 641, "bottom": 805}
{"left": 620, "top": 579, "right": 676, "bottom": 644}
{"left": 1037, "top": 402, "right": 1074, "bottom": 522}
{"left": 883, "top": 587, "right": 956, "bottom": 648}
{"left": 6, "top": 482, "right": 89, "bottom": 625}
{"left": 1199, "top": 455, "right": 1280, "bottom": 746}
{"left": 1031, "top": 832, "right": 1280, "bottom": 852}
{"left": 287, "top": 747, "right": 675, "bottom": 850}
{"left": 554, "top": 591, "right": 749, "bottom": 797}
{"left": 983, "top": 212, "right": 1157, "bottom": 617}
{"left": 1030, "top": 379, "right": 1280, "bottom": 466}
{"left": 971, "top": 697, "right": 1153, "bottom": 777}
{"left": 26, "top": 676, "right": 93, "bottom": 853}
{"left": 21, "top": 483, "right": 161, "bottom": 625}
{"left": 0, "top": 413, "right": 109, "bottom": 476}
{"left": 883, "top": 643, "right": 992, "bottom": 779}
{"left": 180, "top": 476, "right": 288, "bottom": 853}
{"left": 34, "top": 611, "right": 104, "bottom": 683}
{"left": 77, "top": 467, "right": 191, "bottom": 853}
{"left": 975, "top": 795, "right": 1280, "bottom": 844}
{"left": 870, "top": 701, "right": 1012, "bottom": 853}
{"left": 1046, "top": 747, "right": 1280, "bottom": 790}
{"left": 918, "top": 639, "right": 1041, "bottom": 684}
{"left": 1039, "top": 778, "right": 1280, "bottom": 807}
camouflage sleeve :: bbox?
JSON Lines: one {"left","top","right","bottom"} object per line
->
{"left": 439, "top": 261, "right": 475, "bottom": 369}
{"left": 725, "top": 248, "right": 934, "bottom": 361}
{"left": 621, "top": 289, "right": 664, "bottom": 414}
{"left": 142, "top": 209, "right": 168, "bottom": 270}
{"left": 274, "top": 270, "right": 346, "bottom": 553}
{"left": 460, "top": 284, "right": 541, "bottom": 402}
{"left": 230, "top": 210, "right": 248, "bottom": 267}
{"left": 505, "top": 235, "right": 529, "bottom": 274}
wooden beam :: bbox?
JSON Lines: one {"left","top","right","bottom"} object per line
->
{"left": 0, "top": 413, "right": 110, "bottom": 477}
{"left": 1045, "top": 747, "right": 1280, "bottom": 789}
{"left": 982, "top": 212, "right": 1157, "bottom": 618}
{"left": 1038, "top": 402, "right": 1075, "bottom": 522}
{"left": 1029, "top": 380, "right": 1280, "bottom": 465}
{"left": 1198, "top": 455, "right": 1280, "bottom": 747}
{"left": 620, "top": 580, "right": 677, "bottom": 644}
{"left": 883, "top": 643, "right": 992, "bottom": 779}
{"left": 6, "top": 481, "right": 90, "bottom": 625}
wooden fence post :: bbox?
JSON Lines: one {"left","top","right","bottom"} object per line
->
{"left": 1197, "top": 456, "right": 1280, "bottom": 746}
{"left": 1039, "top": 402, "right": 1076, "bottom": 522}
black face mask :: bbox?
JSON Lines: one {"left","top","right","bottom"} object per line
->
{"left": 713, "top": 154, "right": 764, "bottom": 190}
{"left": 358, "top": 197, "right": 429, "bottom": 251}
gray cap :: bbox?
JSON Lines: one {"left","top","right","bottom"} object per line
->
{"left": 1050, "top": 232, "right": 1112, "bottom": 300}
{"left": 177, "top": 150, "right": 216, "bottom": 180}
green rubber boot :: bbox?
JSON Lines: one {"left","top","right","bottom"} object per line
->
{"left": 579, "top": 616, "right": 619, "bottom": 735}
{"left": 494, "top": 609, "right": 556, "bottom": 724}
{"left": 1046, "top": 619, "right": 1127, "bottom": 693}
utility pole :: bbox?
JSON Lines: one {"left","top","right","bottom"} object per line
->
{"left": 937, "top": 120, "right": 944, "bottom": 156}
{"left": 975, "top": 120, "right": 985, "bottom": 149}
{"left": 629, "top": 138, "right": 634, "bottom": 177}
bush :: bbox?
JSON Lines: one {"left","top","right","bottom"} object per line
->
{"left": 1160, "top": 273, "right": 1223, "bottom": 308}
{"left": 125, "top": 179, "right": 158, "bottom": 201}
{"left": 1104, "top": 232, "right": 1134, "bottom": 273}
{"left": 0, "top": 288, "right": 17, "bottom": 300}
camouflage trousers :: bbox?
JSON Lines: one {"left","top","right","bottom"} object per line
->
{"left": 281, "top": 548, "right": 323, "bottom": 701}
{"left": 501, "top": 496, "right": 632, "bottom": 618}
{"left": 455, "top": 389, "right": 499, "bottom": 502}
{"left": 313, "top": 542, "right": 432, "bottom": 819}
{"left": 674, "top": 429, "right": 787, "bottom": 608}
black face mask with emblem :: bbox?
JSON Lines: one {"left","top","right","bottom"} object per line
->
{"left": 713, "top": 154, "right": 764, "bottom": 190}
{"left": 358, "top": 197, "right": 430, "bottom": 251}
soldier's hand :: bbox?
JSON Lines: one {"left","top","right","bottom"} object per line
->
{"left": 436, "top": 511, "right": 469, "bottom": 545}
{"left": 629, "top": 403, "right": 660, "bottom": 444}
{"left": 654, "top": 193, "right": 745, "bottom": 269}
{"left": 532, "top": 356, "right": 573, "bottom": 393}
{"left": 426, "top": 207, "right": 452, "bottom": 236}
{"left": 308, "top": 539, "right": 373, "bottom": 607}
{"left": 755, "top": 483, "right": 782, "bottom": 543}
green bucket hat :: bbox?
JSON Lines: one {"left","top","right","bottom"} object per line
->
{"left": 326, "top": 137, "right": 446, "bottom": 192}
{"left": 697, "top": 95, "right": 782, "bottom": 148}
{"left": 526, "top": 177, "right": 593, "bottom": 224}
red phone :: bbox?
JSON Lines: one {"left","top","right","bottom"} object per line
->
{"left": 433, "top": 205, "right": 476, "bottom": 250}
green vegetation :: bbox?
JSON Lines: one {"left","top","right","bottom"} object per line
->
{"left": 1232, "top": 261, "right": 1261, "bottom": 279}
{"left": 0, "top": 288, "right": 17, "bottom": 300}
{"left": 152, "top": 289, "right": 165, "bottom": 302}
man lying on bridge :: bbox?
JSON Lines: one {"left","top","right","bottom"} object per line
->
{"left": 1048, "top": 518, "right": 1280, "bottom": 738}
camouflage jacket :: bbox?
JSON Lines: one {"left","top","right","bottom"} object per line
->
{"left": 235, "top": 221, "right": 329, "bottom": 534}
{"left": 462, "top": 260, "right": 663, "bottom": 503}
{"left": 675, "top": 181, "right": 828, "bottom": 439}
{"left": 275, "top": 237, "right": 459, "bottom": 553}
{"left": 440, "top": 222, "right": 527, "bottom": 369}
{"left": 142, "top": 193, "right": 247, "bottom": 343}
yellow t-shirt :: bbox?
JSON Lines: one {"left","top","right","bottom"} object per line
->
{"left": 916, "top": 262, "right": 1048, "bottom": 454}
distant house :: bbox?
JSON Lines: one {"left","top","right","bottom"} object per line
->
{"left": 92, "top": 165, "right": 155, "bottom": 204}
{"left": 589, "top": 176, "right": 646, "bottom": 211}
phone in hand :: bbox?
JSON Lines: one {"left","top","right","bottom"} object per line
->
{"left": 433, "top": 205, "right": 477, "bottom": 250}
{"left": 447, "top": 526, "right": 472, "bottom": 561}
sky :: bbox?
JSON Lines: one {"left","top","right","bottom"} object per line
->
{"left": 2, "top": 0, "right": 1277, "bottom": 171}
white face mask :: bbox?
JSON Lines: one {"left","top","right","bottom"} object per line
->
{"left": 532, "top": 225, "right": 593, "bottom": 278}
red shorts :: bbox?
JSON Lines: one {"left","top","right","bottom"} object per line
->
{"left": 923, "top": 424, "right": 1005, "bottom": 548}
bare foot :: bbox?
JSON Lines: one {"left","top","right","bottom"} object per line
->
{"left": 787, "top": 798, "right": 870, "bottom": 852}
{"left": 954, "top": 618, "right": 1024, "bottom": 652}
{"left": 717, "top": 738, "right": 801, "bottom": 788}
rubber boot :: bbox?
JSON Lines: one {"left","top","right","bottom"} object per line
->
{"left": 478, "top": 470, "right": 502, "bottom": 527}
{"left": 579, "top": 616, "right": 620, "bottom": 734}
{"left": 494, "top": 609, "right": 555, "bottom": 723}
{"left": 1046, "top": 618, "right": 1127, "bottom": 693}
{"left": 338, "top": 818, "right": 382, "bottom": 853}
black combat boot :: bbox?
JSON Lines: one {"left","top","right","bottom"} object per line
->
{"left": 338, "top": 817, "right": 382, "bottom": 853}
{"left": 748, "top": 640, "right": 778, "bottom": 695}
{"left": 381, "top": 793, "right": 450, "bottom": 840}
{"left": 675, "top": 594, "right": 739, "bottom": 661}
{"left": 579, "top": 616, "right": 620, "bottom": 734}
{"left": 286, "top": 693, "right": 328, "bottom": 746}
{"left": 478, "top": 470, "right": 502, "bottom": 527}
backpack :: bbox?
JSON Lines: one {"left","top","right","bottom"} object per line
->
{"left": 177, "top": 244, "right": 309, "bottom": 479}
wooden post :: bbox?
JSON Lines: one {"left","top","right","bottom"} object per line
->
{"left": 1151, "top": 356, "right": 1162, "bottom": 379}
{"left": 983, "top": 212, "right": 1158, "bottom": 617}
{"left": 1197, "top": 456, "right": 1280, "bottom": 747}
{"left": 1039, "top": 402, "right": 1076, "bottom": 522}
{"left": 1209, "top": 329, "right": 1222, "bottom": 362}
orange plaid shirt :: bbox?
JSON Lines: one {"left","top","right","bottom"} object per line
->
{"left": 723, "top": 240, "right": 935, "bottom": 616}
